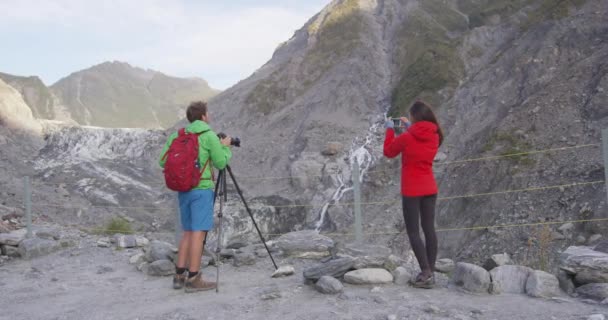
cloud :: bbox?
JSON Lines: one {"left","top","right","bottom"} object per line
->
{"left": 0, "top": 0, "right": 328, "bottom": 89}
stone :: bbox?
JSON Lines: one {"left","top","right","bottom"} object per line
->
{"left": 392, "top": 267, "right": 412, "bottom": 285}
{"left": 434, "top": 152, "right": 447, "bottom": 162}
{"left": 18, "top": 238, "right": 61, "bottom": 259}
{"left": 114, "top": 234, "right": 137, "bottom": 248}
{"left": 557, "top": 270, "right": 576, "bottom": 295}
{"left": 338, "top": 243, "right": 392, "bottom": 269}
{"left": 483, "top": 253, "right": 513, "bottom": 271}
{"left": 0, "top": 229, "right": 27, "bottom": 246}
{"left": 35, "top": 228, "right": 61, "bottom": 240}
{"left": 233, "top": 252, "right": 256, "bottom": 267}
{"left": 490, "top": 265, "right": 533, "bottom": 294}
{"left": 271, "top": 265, "right": 295, "bottom": 278}
{"left": 129, "top": 253, "right": 145, "bottom": 265}
{"left": 275, "top": 231, "right": 334, "bottom": 259}
{"left": 321, "top": 142, "right": 343, "bottom": 156}
{"left": 560, "top": 246, "right": 608, "bottom": 285}
{"left": 383, "top": 255, "right": 404, "bottom": 272}
{"left": 577, "top": 236, "right": 588, "bottom": 245}
{"left": 558, "top": 223, "right": 574, "bottom": 233}
{"left": 526, "top": 270, "right": 561, "bottom": 298}
{"left": 588, "top": 234, "right": 603, "bottom": 245}
{"left": 137, "top": 261, "right": 149, "bottom": 272}
{"left": 147, "top": 259, "right": 175, "bottom": 276}
{"left": 587, "top": 315, "right": 605, "bottom": 320}
{"left": 595, "top": 241, "right": 608, "bottom": 254}
{"left": 451, "top": 262, "right": 491, "bottom": 294}
{"left": 343, "top": 268, "right": 393, "bottom": 285}
{"left": 145, "top": 241, "right": 176, "bottom": 263}
{"left": 315, "top": 276, "right": 343, "bottom": 294}
{"left": 1, "top": 244, "right": 20, "bottom": 258}
{"left": 577, "top": 283, "right": 608, "bottom": 301}
{"left": 303, "top": 257, "right": 355, "bottom": 281}
{"left": 97, "top": 238, "right": 111, "bottom": 248}
{"left": 220, "top": 248, "right": 237, "bottom": 259}
{"left": 436, "top": 258, "right": 455, "bottom": 273}
{"left": 134, "top": 236, "right": 149, "bottom": 247}
{"left": 226, "top": 241, "right": 248, "bottom": 250}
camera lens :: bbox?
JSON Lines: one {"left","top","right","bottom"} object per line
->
{"left": 232, "top": 137, "right": 241, "bottom": 147}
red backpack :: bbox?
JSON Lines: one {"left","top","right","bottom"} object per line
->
{"left": 162, "top": 128, "right": 211, "bottom": 192}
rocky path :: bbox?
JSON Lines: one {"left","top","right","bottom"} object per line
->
{"left": 0, "top": 236, "right": 605, "bottom": 320}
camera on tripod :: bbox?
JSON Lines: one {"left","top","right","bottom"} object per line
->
{"left": 217, "top": 132, "right": 241, "bottom": 147}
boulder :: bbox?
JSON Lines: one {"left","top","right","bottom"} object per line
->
{"left": 303, "top": 257, "right": 355, "bottom": 281}
{"left": 576, "top": 283, "right": 608, "bottom": 301}
{"left": 436, "top": 258, "right": 455, "bottom": 273}
{"left": 0, "top": 229, "right": 27, "bottom": 246}
{"left": 490, "top": 265, "right": 533, "bottom": 294}
{"left": 18, "top": 238, "right": 61, "bottom": 259}
{"left": 34, "top": 228, "right": 61, "bottom": 240}
{"left": 145, "top": 241, "right": 176, "bottom": 263}
{"left": 526, "top": 270, "right": 561, "bottom": 298}
{"left": 275, "top": 231, "right": 334, "bottom": 259}
{"left": 483, "top": 253, "right": 513, "bottom": 271}
{"left": 114, "top": 234, "right": 137, "bottom": 248}
{"left": 338, "top": 243, "right": 392, "bottom": 269}
{"left": 233, "top": 252, "right": 256, "bottom": 267}
{"left": 1, "top": 244, "right": 20, "bottom": 258}
{"left": 97, "top": 237, "right": 111, "bottom": 248}
{"left": 315, "top": 276, "right": 343, "bottom": 294}
{"left": 129, "top": 253, "right": 145, "bottom": 265}
{"left": 135, "top": 236, "right": 149, "bottom": 247}
{"left": 560, "top": 246, "right": 608, "bottom": 285}
{"left": 344, "top": 268, "right": 393, "bottom": 285}
{"left": 451, "top": 262, "right": 491, "bottom": 294}
{"left": 147, "top": 259, "right": 175, "bottom": 276}
{"left": 272, "top": 265, "right": 295, "bottom": 278}
{"left": 588, "top": 234, "right": 603, "bottom": 246}
{"left": 392, "top": 267, "right": 412, "bottom": 286}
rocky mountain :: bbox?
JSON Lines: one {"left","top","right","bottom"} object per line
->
{"left": 0, "top": 0, "right": 606, "bottom": 273}
{"left": 0, "top": 61, "right": 220, "bottom": 129}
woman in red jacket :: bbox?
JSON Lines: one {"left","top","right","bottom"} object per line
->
{"left": 383, "top": 101, "right": 443, "bottom": 288}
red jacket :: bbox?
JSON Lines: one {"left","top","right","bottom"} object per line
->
{"left": 383, "top": 121, "right": 439, "bottom": 197}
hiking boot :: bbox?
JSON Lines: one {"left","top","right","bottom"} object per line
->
{"left": 411, "top": 273, "right": 435, "bottom": 289}
{"left": 173, "top": 273, "right": 187, "bottom": 290}
{"left": 185, "top": 274, "right": 216, "bottom": 293}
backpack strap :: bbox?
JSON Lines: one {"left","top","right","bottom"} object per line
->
{"left": 197, "top": 129, "right": 214, "bottom": 181}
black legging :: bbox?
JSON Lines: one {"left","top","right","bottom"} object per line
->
{"left": 402, "top": 195, "right": 438, "bottom": 274}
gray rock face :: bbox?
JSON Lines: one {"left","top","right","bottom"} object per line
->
{"left": 392, "top": 267, "right": 412, "bottom": 286}
{"left": 526, "top": 270, "right": 561, "bottom": 298}
{"left": 315, "top": 276, "right": 343, "bottom": 294}
{"left": 0, "top": 229, "right": 27, "bottom": 246}
{"left": 18, "top": 238, "right": 60, "bottom": 259}
{"left": 338, "top": 243, "right": 392, "bottom": 269}
{"left": 303, "top": 257, "right": 355, "bottom": 281}
{"left": 436, "top": 258, "right": 455, "bottom": 273}
{"left": 147, "top": 259, "right": 175, "bottom": 277}
{"left": 490, "top": 265, "right": 533, "bottom": 294}
{"left": 560, "top": 246, "right": 608, "bottom": 285}
{"left": 232, "top": 252, "right": 256, "bottom": 267}
{"left": 343, "top": 268, "right": 393, "bottom": 285}
{"left": 275, "top": 231, "right": 334, "bottom": 259}
{"left": 145, "top": 241, "right": 176, "bottom": 263}
{"left": 483, "top": 253, "right": 513, "bottom": 271}
{"left": 576, "top": 283, "right": 608, "bottom": 301}
{"left": 452, "top": 263, "right": 491, "bottom": 294}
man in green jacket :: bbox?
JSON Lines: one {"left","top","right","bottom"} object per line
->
{"left": 159, "top": 101, "right": 232, "bottom": 293}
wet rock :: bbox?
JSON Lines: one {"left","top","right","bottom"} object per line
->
{"left": 147, "top": 259, "right": 175, "bottom": 276}
{"left": 436, "top": 258, "right": 455, "bottom": 273}
{"left": 18, "top": 238, "right": 61, "bottom": 259}
{"left": 343, "top": 268, "right": 393, "bottom": 285}
{"left": 452, "top": 262, "right": 491, "bottom": 294}
{"left": 490, "top": 265, "right": 533, "bottom": 294}
{"left": 526, "top": 270, "right": 561, "bottom": 298}
{"left": 303, "top": 257, "right": 355, "bottom": 281}
{"left": 483, "top": 253, "right": 513, "bottom": 271}
{"left": 315, "top": 276, "right": 343, "bottom": 294}
{"left": 338, "top": 243, "right": 391, "bottom": 269}
{"left": 275, "top": 231, "right": 334, "bottom": 259}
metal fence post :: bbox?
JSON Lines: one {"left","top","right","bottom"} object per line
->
{"left": 353, "top": 162, "right": 363, "bottom": 243}
{"left": 24, "top": 176, "right": 32, "bottom": 238}
{"left": 603, "top": 128, "right": 608, "bottom": 207}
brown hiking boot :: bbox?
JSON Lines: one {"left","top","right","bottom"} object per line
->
{"left": 173, "top": 273, "right": 187, "bottom": 290}
{"left": 184, "top": 274, "right": 216, "bottom": 293}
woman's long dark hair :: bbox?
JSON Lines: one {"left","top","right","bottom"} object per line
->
{"left": 409, "top": 101, "right": 444, "bottom": 146}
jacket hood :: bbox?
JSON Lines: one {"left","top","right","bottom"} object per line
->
{"left": 185, "top": 120, "right": 211, "bottom": 134}
{"left": 408, "top": 121, "right": 438, "bottom": 142}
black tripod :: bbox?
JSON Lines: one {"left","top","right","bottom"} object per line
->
{"left": 207, "top": 165, "right": 278, "bottom": 292}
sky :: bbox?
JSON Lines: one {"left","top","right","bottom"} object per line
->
{"left": 0, "top": 0, "right": 330, "bottom": 89}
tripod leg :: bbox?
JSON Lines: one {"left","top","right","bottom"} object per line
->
{"left": 226, "top": 165, "right": 278, "bottom": 270}
{"left": 204, "top": 170, "right": 223, "bottom": 257}
{"left": 215, "top": 169, "right": 226, "bottom": 293}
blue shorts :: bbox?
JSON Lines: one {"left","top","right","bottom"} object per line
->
{"left": 177, "top": 189, "right": 214, "bottom": 231}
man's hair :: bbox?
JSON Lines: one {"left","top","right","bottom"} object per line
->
{"left": 186, "top": 101, "right": 208, "bottom": 123}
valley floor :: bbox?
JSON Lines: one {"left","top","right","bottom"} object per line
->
{"left": 0, "top": 236, "right": 605, "bottom": 320}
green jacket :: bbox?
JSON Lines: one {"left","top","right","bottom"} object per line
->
{"left": 159, "top": 120, "right": 232, "bottom": 190}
